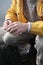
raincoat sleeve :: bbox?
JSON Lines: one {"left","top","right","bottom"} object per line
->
{"left": 30, "top": 21, "right": 43, "bottom": 36}
{"left": 30, "top": 0, "right": 43, "bottom": 36}
{"left": 5, "top": 0, "right": 17, "bottom": 22}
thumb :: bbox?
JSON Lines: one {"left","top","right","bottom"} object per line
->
{"left": 8, "top": 20, "right": 12, "bottom": 24}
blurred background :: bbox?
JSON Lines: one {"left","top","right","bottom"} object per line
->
{"left": 0, "top": 0, "right": 11, "bottom": 26}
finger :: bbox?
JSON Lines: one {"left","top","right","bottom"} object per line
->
{"left": 3, "top": 20, "right": 10, "bottom": 27}
{"left": 5, "top": 22, "right": 17, "bottom": 29}
{"left": 14, "top": 28, "right": 21, "bottom": 35}
{"left": 3, "top": 21, "right": 8, "bottom": 29}
{"left": 3, "top": 21, "right": 7, "bottom": 26}
{"left": 5, "top": 23, "right": 18, "bottom": 31}
{"left": 5, "top": 20, "right": 10, "bottom": 25}
{"left": 9, "top": 27, "right": 18, "bottom": 33}
{"left": 9, "top": 20, "right": 12, "bottom": 24}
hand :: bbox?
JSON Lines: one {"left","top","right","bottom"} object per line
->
{"left": 3, "top": 19, "right": 12, "bottom": 28}
{"left": 5, "top": 22, "right": 28, "bottom": 35}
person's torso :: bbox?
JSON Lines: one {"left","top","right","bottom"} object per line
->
{"left": 18, "top": 0, "right": 40, "bottom": 55}
{"left": 23, "top": 0, "right": 39, "bottom": 22}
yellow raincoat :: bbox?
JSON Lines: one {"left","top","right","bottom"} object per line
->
{"left": 5, "top": 0, "right": 43, "bottom": 36}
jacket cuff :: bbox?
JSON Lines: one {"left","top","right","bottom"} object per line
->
{"left": 27, "top": 22, "right": 32, "bottom": 32}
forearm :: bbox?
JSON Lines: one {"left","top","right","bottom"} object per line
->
{"left": 5, "top": 4, "right": 17, "bottom": 22}
{"left": 30, "top": 21, "right": 43, "bottom": 36}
